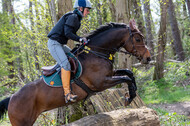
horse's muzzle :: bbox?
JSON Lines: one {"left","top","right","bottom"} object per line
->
{"left": 141, "top": 57, "right": 151, "bottom": 64}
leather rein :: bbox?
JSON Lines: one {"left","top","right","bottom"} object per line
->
{"left": 83, "top": 27, "right": 146, "bottom": 63}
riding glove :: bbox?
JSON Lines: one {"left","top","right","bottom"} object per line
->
{"left": 79, "top": 37, "right": 88, "bottom": 45}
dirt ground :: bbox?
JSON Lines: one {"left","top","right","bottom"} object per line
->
{"left": 149, "top": 77, "right": 190, "bottom": 117}
{"left": 149, "top": 102, "right": 190, "bottom": 117}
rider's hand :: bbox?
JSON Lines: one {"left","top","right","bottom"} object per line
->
{"left": 79, "top": 37, "right": 88, "bottom": 45}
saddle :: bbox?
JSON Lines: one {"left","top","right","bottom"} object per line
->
{"left": 41, "top": 57, "right": 78, "bottom": 77}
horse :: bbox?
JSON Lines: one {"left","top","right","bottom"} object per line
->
{"left": 0, "top": 20, "right": 151, "bottom": 126}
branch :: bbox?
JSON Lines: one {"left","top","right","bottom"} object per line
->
{"left": 132, "top": 59, "right": 182, "bottom": 68}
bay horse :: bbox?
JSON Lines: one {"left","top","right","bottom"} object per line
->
{"left": 0, "top": 20, "right": 151, "bottom": 126}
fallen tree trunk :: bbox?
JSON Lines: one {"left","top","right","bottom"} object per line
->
{"left": 63, "top": 107, "right": 160, "bottom": 126}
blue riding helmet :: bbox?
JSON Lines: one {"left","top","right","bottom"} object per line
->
{"left": 73, "top": 0, "right": 92, "bottom": 9}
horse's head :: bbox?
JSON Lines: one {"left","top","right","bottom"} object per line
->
{"left": 122, "top": 19, "right": 151, "bottom": 64}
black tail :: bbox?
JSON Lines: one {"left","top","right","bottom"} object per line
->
{"left": 0, "top": 97, "right": 10, "bottom": 120}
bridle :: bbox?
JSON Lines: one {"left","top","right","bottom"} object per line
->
{"left": 118, "top": 27, "right": 147, "bottom": 60}
{"left": 81, "top": 27, "right": 147, "bottom": 63}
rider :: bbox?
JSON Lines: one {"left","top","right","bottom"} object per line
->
{"left": 47, "top": 0, "right": 92, "bottom": 103}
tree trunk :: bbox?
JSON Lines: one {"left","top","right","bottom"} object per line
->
{"left": 2, "top": 0, "right": 15, "bottom": 80}
{"left": 168, "top": 0, "right": 185, "bottom": 61}
{"left": 186, "top": 0, "right": 190, "bottom": 20}
{"left": 108, "top": 0, "right": 116, "bottom": 22}
{"left": 183, "top": 1, "right": 188, "bottom": 18}
{"left": 47, "top": 0, "right": 57, "bottom": 25}
{"left": 133, "top": 0, "right": 145, "bottom": 35}
{"left": 96, "top": 1, "right": 103, "bottom": 25}
{"left": 182, "top": 2, "right": 188, "bottom": 39}
{"left": 57, "top": 0, "right": 74, "bottom": 49}
{"left": 34, "top": 0, "right": 40, "bottom": 73}
{"left": 153, "top": 0, "right": 168, "bottom": 80}
{"left": 56, "top": 0, "right": 75, "bottom": 125}
{"left": 102, "top": 0, "right": 108, "bottom": 23}
{"left": 57, "top": 0, "right": 72, "bottom": 19}
{"left": 143, "top": 0, "right": 154, "bottom": 59}
{"left": 116, "top": 0, "right": 132, "bottom": 70}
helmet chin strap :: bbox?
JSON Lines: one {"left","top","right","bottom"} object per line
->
{"left": 80, "top": 7, "right": 85, "bottom": 14}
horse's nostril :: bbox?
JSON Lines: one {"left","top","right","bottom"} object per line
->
{"left": 147, "top": 57, "right": 151, "bottom": 62}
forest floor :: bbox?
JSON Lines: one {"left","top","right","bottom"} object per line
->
{"left": 148, "top": 77, "right": 190, "bottom": 117}
{"left": 149, "top": 101, "right": 190, "bottom": 117}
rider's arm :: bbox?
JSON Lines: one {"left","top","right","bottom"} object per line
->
{"left": 64, "top": 14, "right": 81, "bottom": 42}
{"left": 64, "top": 25, "right": 80, "bottom": 42}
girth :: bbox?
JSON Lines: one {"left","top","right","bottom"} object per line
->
{"left": 74, "top": 78, "right": 98, "bottom": 100}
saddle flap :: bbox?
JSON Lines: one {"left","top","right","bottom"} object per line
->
{"left": 41, "top": 56, "right": 78, "bottom": 77}
{"left": 69, "top": 57, "right": 78, "bottom": 75}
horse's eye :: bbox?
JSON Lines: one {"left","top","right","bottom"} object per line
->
{"left": 135, "top": 38, "right": 141, "bottom": 42}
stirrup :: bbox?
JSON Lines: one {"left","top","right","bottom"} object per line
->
{"left": 65, "top": 93, "right": 78, "bottom": 103}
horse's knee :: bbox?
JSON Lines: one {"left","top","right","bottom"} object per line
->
{"left": 125, "top": 69, "right": 134, "bottom": 78}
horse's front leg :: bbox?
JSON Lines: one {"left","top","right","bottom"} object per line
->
{"left": 114, "top": 69, "right": 137, "bottom": 91}
{"left": 103, "top": 76, "right": 136, "bottom": 104}
{"left": 114, "top": 69, "right": 134, "bottom": 78}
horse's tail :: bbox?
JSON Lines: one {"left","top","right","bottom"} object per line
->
{"left": 0, "top": 97, "right": 10, "bottom": 120}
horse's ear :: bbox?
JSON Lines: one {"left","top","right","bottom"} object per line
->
{"left": 129, "top": 19, "right": 137, "bottom": 31}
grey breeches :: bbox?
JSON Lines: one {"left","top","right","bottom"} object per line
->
{"left": 48, "top": 39, "right": 71, "bottom": 71}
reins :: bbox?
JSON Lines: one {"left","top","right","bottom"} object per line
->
{"left": 81, "top": 27, "right": 146, "bottom": 62}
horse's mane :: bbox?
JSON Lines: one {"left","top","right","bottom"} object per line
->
{"left": 87, "top": 22, "right": 127, "bottom": 39}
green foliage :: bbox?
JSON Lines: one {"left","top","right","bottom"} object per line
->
{"left": 34, "top": 112, "right": 56, "bottom": 126}
{"left": 135, "top": 61, "right": 190, "bottom": 104}
{"left": 153, "top": 108, "right": 190, "bottom": 126}
{"left": 0, "top": 13, "right": 18, "bottom": 77}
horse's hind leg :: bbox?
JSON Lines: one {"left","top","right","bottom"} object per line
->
{"left": 8, "top": 100, "right": 40, "bottom": 126}
{"left": 8, "top": 97, "right": 39, "bottom": 126}
{"left": 8, "top": 84, "right": 41, "bottom": 126}
{"left": 8, "top": 115, "right": 34, "bottom": 126}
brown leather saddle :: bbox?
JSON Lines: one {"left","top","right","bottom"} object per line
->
{"left": 41, "top": 57, "right": 78, "bottom": 77}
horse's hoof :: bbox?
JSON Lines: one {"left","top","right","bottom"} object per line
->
{"left": 124, "top": 93, "right": 130, "bottom": 106}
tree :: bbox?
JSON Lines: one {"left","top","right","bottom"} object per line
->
{"left": 57, "top": 0, "right": 74, "bottom": 48}
{"left": 1, "top": 0, "right": 16, "bottom": 80}
{"left": 56, "top": 0, "right": 74, "bottom": 125}
{"left": 186, "top": 0, "right": 190, "bottom": 19}
{"left": 47, "top": 0, "right": 57, "bottom": 25}
{"left": 143, "top": 0, "right": 154, "bottom": 59}
{"left": 153, "top": 0, "right": 168, "bottom": 80}
{"left": 57, "top": 0, "right": 72, "bottom": 20}
{"left": 108, "top": 0, "right": 116, "bottom": 22}
{"left": 168, "top": 0, "right": 185, "bottom": 61}
{"left": 116, "top": 0, "right": 132, "bottom": 70}
{"left": 133, "top": 0, "right": 146, "bottom": 35}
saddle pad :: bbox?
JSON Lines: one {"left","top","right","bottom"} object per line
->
{"left": 42, "top": 53, "right": 82, "bottom": 87}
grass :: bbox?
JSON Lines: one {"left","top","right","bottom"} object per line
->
{"left": 134, "top": 61, "right": 190, "bottom": 125}
{"left": 134, "top": 61, "right": 190, "bottom": 104}
{"left": 152, "top": 107, "right": 190, "bottom": 126}
{"left": 143, "top": 83, "right": 190, "bottom": 104}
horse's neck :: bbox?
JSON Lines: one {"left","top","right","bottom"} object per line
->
{"left": 88, "top": 29, "right": 127, "bottom": 54}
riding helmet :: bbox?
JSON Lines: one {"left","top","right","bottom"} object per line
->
{"left": 73, "top": 0, "right": 92, "bottom": 9}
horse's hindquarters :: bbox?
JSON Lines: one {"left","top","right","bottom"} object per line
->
{"left": 8, "top": 80, "right": 43, "bottom": 126}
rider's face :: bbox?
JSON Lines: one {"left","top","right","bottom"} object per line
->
{"left": 83, "top": 8, "right": 90, "bottom": 17}
{"left": 79, "top": 7, "right": 90, "bottom": 17}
